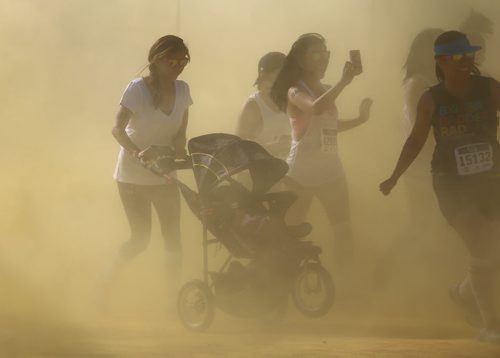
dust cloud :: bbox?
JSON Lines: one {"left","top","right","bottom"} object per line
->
{"left": 1, "top": 0, "right": 500, "bottom": 356}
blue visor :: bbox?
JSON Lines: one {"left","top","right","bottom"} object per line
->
{"left": 434, "top": 37, "right": 482, "bottom": 56}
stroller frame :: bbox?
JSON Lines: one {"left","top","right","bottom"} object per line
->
{"left": 145, "top": 134, "right": 335, "bottom": 331}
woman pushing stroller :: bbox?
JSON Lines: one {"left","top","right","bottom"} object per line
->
{"left": 103, "top": 35, "right": 192, "bottom": 306}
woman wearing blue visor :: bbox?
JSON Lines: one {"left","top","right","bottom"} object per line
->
{"left": 380, "top": 31, "right": 500, "bottom": 343}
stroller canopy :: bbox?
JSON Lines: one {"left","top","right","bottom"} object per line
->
{"left": 188, "top": 134, "right": 288, "bottom": 195}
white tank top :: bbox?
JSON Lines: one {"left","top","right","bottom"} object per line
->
{"left": 286, "top": 81, "right": 344, "bottom": 187}
{"left": 249, "top": 92, "right": 291, "bottom": 145}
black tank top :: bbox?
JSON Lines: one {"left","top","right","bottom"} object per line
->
{"left": 429, "top": 76, "right": 499, "bottom": 176}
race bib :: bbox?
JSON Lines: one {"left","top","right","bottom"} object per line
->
{"left": 321, "top": 128, "right": 337, "bottom": 153}
{"left": 455, "top": 142, "right": 493, "bottom": 176}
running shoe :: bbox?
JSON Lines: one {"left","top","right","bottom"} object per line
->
{"left": 448, "top": 283, "right": 482, "bottom": 328}
{"left": 478, "top": 321, "right": 500, "bottom": 344}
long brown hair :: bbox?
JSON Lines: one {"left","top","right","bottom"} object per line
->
{"left": 146, "top": 35, "right": 190, "bottom": 108}
{"left": 270, "top": 33, "right": 326, "bottom": 112}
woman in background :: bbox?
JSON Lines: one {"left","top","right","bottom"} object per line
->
{"left": 459, "top": 10, "right": 493, "bottom": 70}
{"left": 237, "top": 52, "right": 291, "bottom": 159}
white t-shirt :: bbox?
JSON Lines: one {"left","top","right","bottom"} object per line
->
{"left": 113, "top": 77, "right": 193, "bottom": 185}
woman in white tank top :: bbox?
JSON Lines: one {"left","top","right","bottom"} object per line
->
{"left": 237, "top": 52, "right": 291, "bottom": 159}
{"left": 270, "top": 33, "right": 372, "bottom": 273}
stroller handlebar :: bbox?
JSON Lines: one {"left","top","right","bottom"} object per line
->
{"left": 172, "top": 157, "right": 193, "bottom": 170}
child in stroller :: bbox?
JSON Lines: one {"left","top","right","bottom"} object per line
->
{"left": 144, "top": 133, "right": 334, "bottom": 330}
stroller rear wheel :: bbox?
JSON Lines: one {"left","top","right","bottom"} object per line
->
{"left": 292, "top": 262, "right": 334, "bottom": 318}
{"left": 177, "top": 279, "right": 215, "bottom": 331}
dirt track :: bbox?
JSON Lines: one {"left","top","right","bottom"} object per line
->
{"left": 3, "top": 313, "right": 500, "bottom": 358}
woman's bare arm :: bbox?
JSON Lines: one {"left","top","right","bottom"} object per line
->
{"left": 288, "top": 61, "right": 359, "bottom": 115}
{"left": 404, "top": 77, "right": 430, "bottom": 128}
{"left": 111, "top": 105, "right": 140, "bottom": 156}
{"left": 380, "top": 91, "right": 434, "bottom": 195}
{"left": 173, "top": 109, "right": 189, "bottom": 158}
{"left": 337, "top": 98, "right": 373, "bottom": 132}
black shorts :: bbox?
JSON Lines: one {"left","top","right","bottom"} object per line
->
{"left": 432, "top": 174, "right": 500, "bottom": 223}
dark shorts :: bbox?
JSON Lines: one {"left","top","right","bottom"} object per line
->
{"left": 432, "top": 174, "right": 500, "bottom": 223}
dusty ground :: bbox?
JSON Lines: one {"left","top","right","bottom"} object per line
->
{"left": 2, "top": 247, "right": 500, "bottom": 357}
{"left": 2, "top": 312, "right": 500, "bottom": 358}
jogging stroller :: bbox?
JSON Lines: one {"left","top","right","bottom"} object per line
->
{"left": 147, "top": 133, "right": 334, "bottom": 331}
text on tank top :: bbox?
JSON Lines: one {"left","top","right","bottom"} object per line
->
{"left": 430, "top": 76, "right": 499, "bottom": 176}
{"left": 295, "top": 81, "right": 338, "bottom": 152}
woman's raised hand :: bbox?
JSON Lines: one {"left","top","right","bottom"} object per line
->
{"left": 341, "top": 61, "right": 362, "bottom": 85}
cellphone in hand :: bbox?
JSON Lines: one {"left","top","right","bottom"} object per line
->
{"left": 349, "top": 50, "right": 362, "bottom": 72}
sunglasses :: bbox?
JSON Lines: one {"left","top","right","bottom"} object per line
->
{"left": 308, "top": 50, "right": 331, "bottom": 61}
{"left": 445, "top": 52, "right": 475, "bottom": 62}
{"left": 163, "top": 58, "right": 190, "bottom": 67}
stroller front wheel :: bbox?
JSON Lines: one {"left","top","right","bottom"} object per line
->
{"left": 177, "top": 279, "right": 215, "bottom": 331}
{"left": 292, "top": 262, "right": 334, "bottom": 318}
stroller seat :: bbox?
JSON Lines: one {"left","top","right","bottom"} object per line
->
{"left": 287, "top": 222, "right": 312, "bottom": 238}
{"left": 248, "top": 190, "right": 312, "bottom": 238}
{"left": 207, "top": 179, "right": 313, "bottom": 258}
